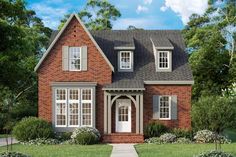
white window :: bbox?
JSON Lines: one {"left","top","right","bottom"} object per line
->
{"left": 55, "top": 89, "right": 67, "bottom": 127}
{"left": 68, "top": 89, "right": 80, "bottom": 126}
{"left": 159, "top": 96, "right": 171, "bottom": 120}
{"left": 81, "top": 89, "right": 92, "bottom": 126}
{"left": 55, "top": 88, "right": 93, "bottom": 127}
{"left": 120, "top": 51, "right": 131, "bottom": 69}
{"left": 69, "top": 47, "right": 81, "bottom": 71}
{"left": 158, "top": 51, "right": 169, "bottom": 69}
{"left": 118, "top": 106, "right": 129, "bottom": 121}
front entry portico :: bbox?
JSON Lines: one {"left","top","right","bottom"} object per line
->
{"left": 103, "top": 89, "right": 144, "bottom": 134}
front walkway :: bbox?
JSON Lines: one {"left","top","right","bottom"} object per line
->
{"left": 0, "top": 137, "right": 18, "bottom": 147}
{"left": 110, "top": 144, "right": 138, "bottom": 157}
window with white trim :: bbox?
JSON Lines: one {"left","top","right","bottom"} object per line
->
{"left": 120, "top": 51, "right": 131, "bottom": 69}
{"left": 55, "top": 88, "right": 93, "bottom": 127}
{"left": 55, "top": 89, "right": 67, "bottom": 126}
{"left": 118, "top": 106, "right": 128, "bottom": 121}
{"left": 69, "top": 47, "right": 81, "bottom": 71}
{"left": 68, "top": 89, "right": 79, "bottom": 126}
{"left": 158, "top": 51, "right": 169, "bottom": 69}
{"left": 81, "top": 89, "right": 92, "bottom": 126}
{"left": 159, "top": 96, "right": 171, "bottom": 119}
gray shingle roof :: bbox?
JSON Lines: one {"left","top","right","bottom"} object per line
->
{"left": 48, "top": 30, "right": 193, "bottom": 88}
{"left": 104, "top": 80, "right": 144, "bottom": 89}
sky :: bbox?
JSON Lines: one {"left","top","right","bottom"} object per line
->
{"left": 27, "top": 0, "right": 209, "bottom": 30}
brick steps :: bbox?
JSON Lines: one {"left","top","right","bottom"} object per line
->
{"left": 102, "top": 133, "right": 144, "bottom": 143}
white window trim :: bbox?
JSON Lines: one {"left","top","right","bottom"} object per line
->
{"left": 55, "top": 88, "right": 67, "bottom": 127}
{"left": 69, "top": 47, "right": 82, "bottom": 71}
{"left": 120, "top": 51, "right": 132, "bottom": 70}
{"left": 159, "top": 96, "right": 171, "bottom": 120}
{"left": 81, "top": 88, "right": 93, "bottom": 127}
{"left": 157, "top": 51, "right": 170, "bottom": 69}
{"left": 68, "top": 88, "right": 80, "bottom": 127}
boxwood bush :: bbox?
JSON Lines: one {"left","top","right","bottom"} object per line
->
{"left": 195, "top": 150, "right": 235, "bottom": 157}
{"left": 144, "top": 122, "right": 168, "bottom": 138}
{"left": 160, "top": 133, "right": 176, "bottom": 143}
{"left": 12, "top": 117, "right": 54, "bottom": 141}
{"left": 0, "top": 152, "right": 31, "bottom": 157}
{"left": 71, "top": 127, "right": 101, "bottom": 145}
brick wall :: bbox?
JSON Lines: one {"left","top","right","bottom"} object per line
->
{"left": 38, "top": 16, "right": 112, "bottom": 133}
{"left": 143, "top": 85, "right": 192, "bottom": 129}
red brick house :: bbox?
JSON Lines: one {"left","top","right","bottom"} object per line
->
{"left": 34, "top": 14, "right": 193, "bottom": 143}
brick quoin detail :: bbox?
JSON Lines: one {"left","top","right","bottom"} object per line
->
{"left": 38, "top": 17, "right": 112, "bottom": 134}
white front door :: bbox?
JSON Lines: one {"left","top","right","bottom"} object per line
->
{"left": 116, "top": 99, "right": 131, "bottom": 132}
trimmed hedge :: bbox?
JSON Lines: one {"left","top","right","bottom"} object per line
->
{"left": 144, "top": 122, "right": 168, "bottom": 138}
{"left": 12, "top": 117, "right": 54, "bottom": 141}
{"left": 195, "top": 150, "right": 235, "bottom": 157}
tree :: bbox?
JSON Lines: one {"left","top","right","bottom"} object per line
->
{"left": 58, "top": 0, "right": 121, "bottom": 30}
{"left": 183, "top": 0, "right": 236, "bottom": 99}
{"left": 127, "top": 25, "right": 144, "bottom": 30}
{"left": 191, "top": 96, "right": 236, "bottom": 134}
{"left": 0, "top": 0, "right": 51, "bottom": 132}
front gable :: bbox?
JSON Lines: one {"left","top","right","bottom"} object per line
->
{"left": 35, "top": 14, "right": 114, "bottom": 72}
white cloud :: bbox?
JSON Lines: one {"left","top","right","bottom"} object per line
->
{"left": 30, "top": 3, "right": 69, "bottom": 29}
{"left": 113, "top": 18, "right": 155, "bottom": 29}
{"left": 136, "top": 5, "right": 148, "bottom": 14}
{"left": 144, "top": 0, "right": 152, "bottom": 5}
{"left": 160, "top": 0, "right": 208, "bottom": 24}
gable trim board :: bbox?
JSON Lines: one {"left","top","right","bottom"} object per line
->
{"left": 34, "top": 13, "right": 114, "bottom": 72}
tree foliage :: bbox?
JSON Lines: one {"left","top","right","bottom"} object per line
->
{"left": 0, "top": 0, "right": 51, "bottom": 132}
{"left": 58, "top": 0, "right": 121, "bottom": 30}
{"left": 191, "top": 96, "right": 236, "bottom": 133}
{"left": 183, "top": 0, "right": 236, "bottom": 99}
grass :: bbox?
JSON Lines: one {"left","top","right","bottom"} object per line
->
{"left": 223, "top": 129, "right": 236, "bottom": 142}
{"left": 0, "top": 144, "right": 112, "bottom": 157}
{"left": 135, "top": 143, "right": 236, "bottom": 157}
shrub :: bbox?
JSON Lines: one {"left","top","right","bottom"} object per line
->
{"left": 171, "top": 128, "right": 193, "bottom": 139}
{"left": 194, "top": 150, "right": 235, "bottom": 157}
{"left": 0, "top": 152, "right": 31, "bottom": 157}
{"left": 160, "top": 133, "right": 176, "bottom": 143}
{"left": 71, "top": 127, "right": 100, "bottom": 145}
{"left": 144, "top": 122, "right": 168, "bottom": 138}
{"left": 20, "top": 138, "right": 60, "bottom": 145}
{"left": 55, "top": 132, "right": 72, "bottom": 141}
{"left": 174, "top": 137, "right": 192, "bottom": 144}
{"left": 12, "top": 117, "right": 54, "bottom": 141}
{"left": 144, "top": 137, "right": 161, "bottom": 144}
{"left": 194, "top": 130, "right": 215, "bottom": 143}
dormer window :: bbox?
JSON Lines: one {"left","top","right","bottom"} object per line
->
{"left": 69, "top": 47, "right": 81, "bottom": 71}
{"left": 120, "top": 51, "right": 131, "bottom": 69}
{"left": 158, "top": 51, "right": 169, "bottom": 69}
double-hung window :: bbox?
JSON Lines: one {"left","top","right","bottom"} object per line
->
{"left": 69, "top": 47, "right": 81, "bottom": 71}
{"left": 159, "top": 96, "right": 171, "bottom": 120}
{"left": 120, "top": 51, "right": 131, "bottom": 69}
{"left": 158, "top": 51, "right": 169, "bottom": 69}
{"left": 68, "top": 89, "right": 80, "bottom": 126}
{"left": 55, "top": 89, "right": 67, "bottom": 127}
{"left": 81, "top": 89, "right": 92, "bottom": 126}
{"left": 55, "top": 88, "right": 93, "bottom": 127}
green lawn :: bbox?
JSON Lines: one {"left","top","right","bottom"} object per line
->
{"left": 135, "top": 143, "right": 236, "bottom": 157}
{"left": 0, "top": 144, "right": 112, "bottom": 157}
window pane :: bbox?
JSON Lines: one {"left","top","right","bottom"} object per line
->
{"left": 56, "top": 103, "right": 66, "bottom": 125}
{"left": 159, "top": 96, "right": 170, "bottom": 118}
{"left": 69, "top": 47, "right": 81, "bottom": 70}
{"left": 118, "top": 106, "right": 128, "bottom": 122}
{"left": 82, "top": 103, "right": 92, "bottom": 125}
{"left": 159, "top": 52, "right": 169, "bottom": 68}
{"left": 120, "top": 51, "right": 131, "bottom": 69}
{"left": 82, "top": 89, "right": 92, "bottom": 100}
{"left": 56, "top": 89, "right": 66, "bottom": 100}
{"left": 69, "top": 89, "right": 79, "bottom": 126}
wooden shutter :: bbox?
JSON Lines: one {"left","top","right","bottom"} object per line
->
{"left": 153, "top": 95, "right": 160, "bottom": 119}
{"left": 171, "top": 95, "right": 178, "bottom": 120}
{"left": 81, "top": 46, "right": 87, "bottom": 71}
{"left": 62, "top": 46, "right": 69, "bottom": 71}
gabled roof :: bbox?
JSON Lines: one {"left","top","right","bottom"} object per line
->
{"left": 46, "top": 29, "right": 194, "bottom": 86}
{"left": 34, "top": 14, "right": 114, "bottom": 72}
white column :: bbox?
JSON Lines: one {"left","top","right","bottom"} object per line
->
{"left": 104, "top": 92, "right": 107, "bottom": 134}
{"left": 107, "top": 94, "right": 112, "bottom": 134}
{"left": 140, "top": 94, "right": 144, "bottom": 134}
{"left": 136, "top": 95, "right": 140, "bottom": 134}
